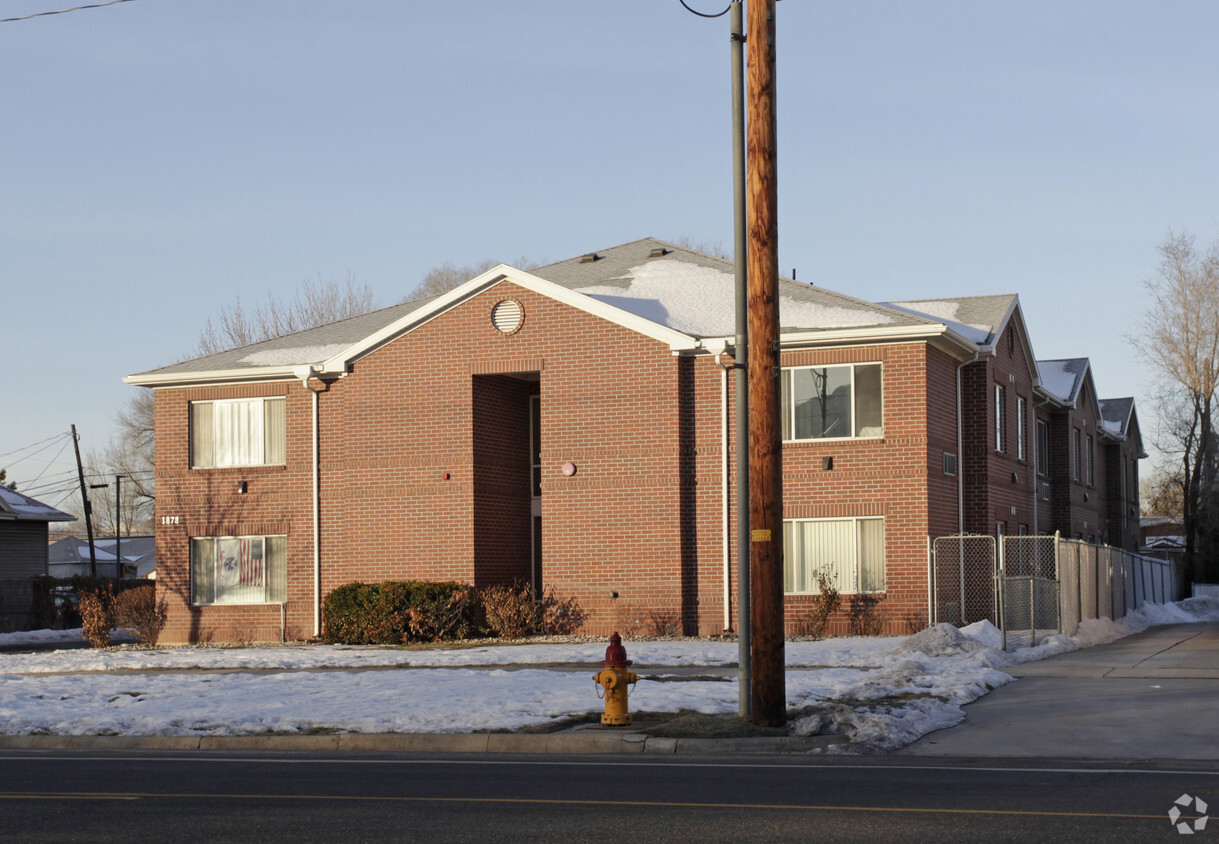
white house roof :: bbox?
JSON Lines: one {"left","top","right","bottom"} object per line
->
{"left": 126, "top": 238, "right": 1000, "bottom": 388}
{"left": 0, "top": 487, "right": 75, "bottom": 522}
{"left": 883, "top": 294, "right": 1018, "bottom": 348}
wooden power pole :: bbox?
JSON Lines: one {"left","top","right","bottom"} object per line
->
{"left": 71, "top": 424, "right": 99, "bottom": 577}
{"left": 746, "top": 0, "right": 784, "bottom": 726}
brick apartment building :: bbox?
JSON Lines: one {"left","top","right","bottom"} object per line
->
{"left": 127, "top": 238, "right": 1143, "bottom": 643}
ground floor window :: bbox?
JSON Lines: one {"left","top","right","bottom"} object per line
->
{"left": 783, "top": 517, "right": 885, "bottom": 594}
{"left": 191, "top": 535, "right": 287, "bottom": 605}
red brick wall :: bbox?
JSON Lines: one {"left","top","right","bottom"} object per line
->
{"left": 152, "top": 287, "right": 983, "bottom": 642}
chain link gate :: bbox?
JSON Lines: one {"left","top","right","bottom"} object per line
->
{"left": 930, "top": 535, "right": 997, "bottom": 627}
{"left": 999, "top": 534, "right": 1060, "bottom": 648}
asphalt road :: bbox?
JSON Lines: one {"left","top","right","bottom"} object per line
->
{"left": 0, "top": 751, "right": 1210, "bottom": 842}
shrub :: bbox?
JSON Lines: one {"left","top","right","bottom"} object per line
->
{"left": 481, "top": 582, "right": 537, "bottom": 640}
{"left": 614, "top": 601, "right": 645, "bottom": 638}
{"left": 322, "top": 580, "right": 481, "bottom": 645}
{"left": 848, "top": 594, "right": 888, "bottom": 636}
{"left": 78, "top": 585, "right": 117, "bottom": 648}
{"left": 792, "top": 568, "right": 841, "bottom": 639}
{"left": 644, "top": 605, "right": 681, "bottom": 637}
{"left": 538, "top": 586, "right": 587, "bottom": 636}
{"left": 114, "top": 585, "right": 167, "bottom": 645}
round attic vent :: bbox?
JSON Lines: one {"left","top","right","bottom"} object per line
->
{"left": 491, "top": 299, "right": 524, "bottom": 335}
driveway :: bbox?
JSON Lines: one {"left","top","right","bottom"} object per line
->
{"left": 899, "top": 621, "right": 1219, "bottom": 760}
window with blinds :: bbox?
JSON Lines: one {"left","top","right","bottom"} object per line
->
{"left": 782, "top": 517, "right": 885, "bottom": 595}
{"left": 190, "top": 397, "right": 286, "bottom": 468}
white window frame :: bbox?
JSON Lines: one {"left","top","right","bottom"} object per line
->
{"left": 994, "top": 384, "right": 1006, "bottom": 453}
{"left": 190, "top": 534, "right": 287, "bottom": 606}
{"left": 1073, "top": 427, "right": 1082, "bottom": 481}
{"left": 191, "top": 397, "right": 286, "bottom": 469}
{"left": 780, "top": 362, "right": 883, "bottom": 442}
{"left": 1016, "top": 396, "right": 1027, "bottom": 462}
{"left": 783, "top": 516, "right": 885, "bottom": 595}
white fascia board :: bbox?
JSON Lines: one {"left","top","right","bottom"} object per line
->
{"left": 124, "top": 367, "right": 302, "bottom": 388}
{"left": 777, "top": 323, "right": 978, "bottom": 358}
{"left": 320, "top": 265, "right": 701, "bottom": 372}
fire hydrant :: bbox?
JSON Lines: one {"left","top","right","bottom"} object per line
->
{"left": 593, "top": 632, "right": 640, "bottom": 726}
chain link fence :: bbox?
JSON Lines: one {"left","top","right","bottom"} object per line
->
{"left": 931, "top": 533, "right": 1181, "bottom": 650}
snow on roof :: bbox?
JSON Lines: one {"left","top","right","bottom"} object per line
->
{"left": 882, "top": 299, "right": 992, "bottom": 344}
{"left": 0, "top": 487, "right": 76, "bottom": 522}
{"left": 1038, "top": 358, "right": 1088, "bottom": 403}
{"left": 239, "top": 344, "right": 353, "bottom": 366}
{"left": 573, "top": 259, "right": 892, "bottom": 338}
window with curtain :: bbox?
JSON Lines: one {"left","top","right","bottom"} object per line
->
{"left": 783, "top": 517, "right": 885, "bottom": 594}
{"left": 190, "top": 535, "right": 287, "bottom": 605}
{"left": 781, "top": 363, "right": 882, "bottom": 441}
{"left": 191, "top": 397, "right": 286, "bottom": 468}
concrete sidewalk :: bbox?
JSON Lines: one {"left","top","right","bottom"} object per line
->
{"left": 900, "top": 622, "right": 1219, "bottom": 760}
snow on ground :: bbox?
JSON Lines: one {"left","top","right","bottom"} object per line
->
{"left": 2, "top": 597, "right": 1217, "bottom": 752}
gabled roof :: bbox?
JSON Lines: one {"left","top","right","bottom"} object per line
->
{"left": 0, "top": 487, "right": 75, "bottom": 522}
{"left": 1099, "top": 397, "right": 1147, "bottom": 457}
{"left": 1037, "top": 358, "right": 1090, "bottom": 405}
{"left": 884, "top": 294, "right": 1018, "bottom": 348}
{"left": 126, "top": 237, "right": 989, "bottom": 388}
{"left": 48, "top": 535, "right": 155, "bottom": 564}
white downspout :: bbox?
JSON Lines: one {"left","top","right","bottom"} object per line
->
{"left": 311, "top": 387, "right": 320, "bottom": 637}
{"left": 295, "top": 365, "right": 323, "bottom": 638}
{"left": 956, "top": 352, "right": 979, "bottom": 535}
{"left": 711, "top": 342, "right": 731, "bottom": 631}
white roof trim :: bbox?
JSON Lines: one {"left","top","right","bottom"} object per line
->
{"left": 319, "top": 265, "right": 702, "bottom": 372}
{"left": 125, "top": 367, "right": 302, "bottom": 388}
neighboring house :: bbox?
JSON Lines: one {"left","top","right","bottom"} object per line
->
{"left": 1140, "top": 515, "right": 1185, "bottom": 565}
{"left": 127, "top": 238, "right": 1144, "bottom": 643}
{"left": 47, "top": 535, "right": 156, "bottom": 579}
{"left": 0, "top": 487, "right": 76, "bottom": 578}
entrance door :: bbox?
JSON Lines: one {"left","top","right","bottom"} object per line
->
{"left": 530, "top": 394, "right": 542, "bottom": 594}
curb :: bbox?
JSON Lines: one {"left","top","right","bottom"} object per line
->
{"left": 0, "top": 731, "right": 846, "bottom": 755}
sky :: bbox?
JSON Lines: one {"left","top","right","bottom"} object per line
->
{"left": 6, "top": 0, "right": 1219, "bottom": 506}
{"left": 5, "top": 599, "right": 1216, "bottom": 749}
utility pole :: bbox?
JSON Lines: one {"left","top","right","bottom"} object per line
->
{"left": 115, "top": 474, "right": 126, "bottom": 579}
{"left": 730, "top": 0, "right": 751, "bottom": 719}
{"left": 71, "top": 424, "right": 98, "bottom": 577}
{"left": 746, "top": 0, "right": 784, "bottom": 726}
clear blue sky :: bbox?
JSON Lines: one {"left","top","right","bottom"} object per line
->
{"left": 5, "top": 0, "right": 1219, "bottom": 506}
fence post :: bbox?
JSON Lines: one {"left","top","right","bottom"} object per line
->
{"left": 1029, "top": 576, "right": 1036, "bottom": 647}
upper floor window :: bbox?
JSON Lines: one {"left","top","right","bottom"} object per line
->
{"left": 781, "top": 363, "right": 882, "bottom": 441}
{"left": 1036, "top": 418, "right": 1049, "bottom": 476}
{"left": 191, "top": 397, "right": 286, "bottom": 468}
{"left": 1072, "top": 427, "right": 1082, "bottom": 481}
{"left": 994, "top": 385, "right": 1006, "bottom": 452}
{"left": 1086, "top": 433, "right": 1095, "bottom": 486}
{"left": 1016, "top": 395, "right": 1027, "bottom": 461}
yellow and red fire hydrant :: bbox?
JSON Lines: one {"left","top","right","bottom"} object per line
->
{"left": 593, "top": 632, "right": 640, "bottom": 726}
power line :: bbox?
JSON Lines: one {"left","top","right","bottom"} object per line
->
{"left": 0, "top": 432, "right": 71, "bottom": 463}
{"left": 0, "top": 0, "right": 140, "bottom": 24}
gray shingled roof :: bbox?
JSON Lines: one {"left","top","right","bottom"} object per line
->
{"left": 1099, "top": 397, "right": 1135, "bottom": 438}
{"left": 884, "top": 294, "right": 1018, "bottom": 347}
{"left": 0, "top": 487, "right": 76, "bottom": 522}
{"left": 130, "top": 237, "right": 985, "bottom": 383}
{"left": 530, "top": 237, "right": 935, "bottom": 336}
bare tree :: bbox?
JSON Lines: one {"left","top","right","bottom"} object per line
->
{"left": 403, "top": 256, "right": 540, "bottom": 302}
{"left": 1131, "top": 232, "right": 1219, "bottom": 583}
{"left": 195, "top": 273, "right": 378, "bottom": 356}
{"left": 1141, "top": 464, "right": 1185, "bottom": 519}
